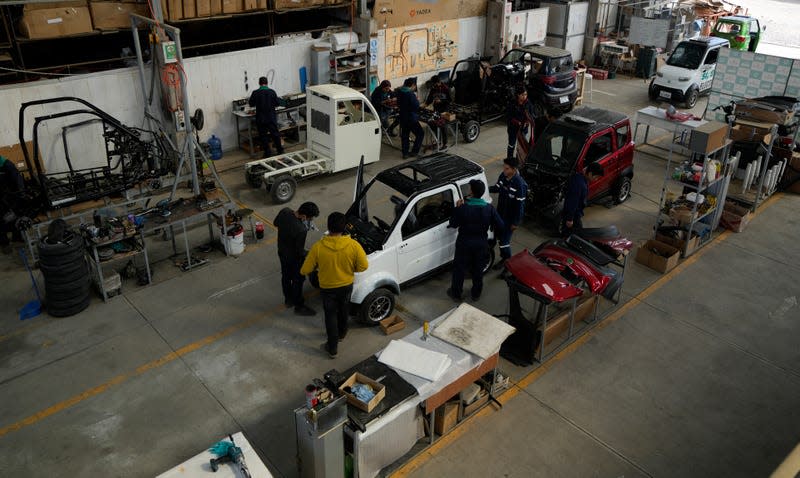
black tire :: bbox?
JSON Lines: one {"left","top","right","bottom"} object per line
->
{"left": 46, "top": 284, "right": 91, "bottom": 302}
{"left": 270, "top": 175, "right": 297, "bottom": 204}
{"left": 357, "top": 288, "right": 395, "bottom": 325}
{"left": 246, "top": 165, "right": 266, "bottom": 188}
{"left": 37, "top": 232, "right": 82, "bottom": 258}
{"left": 462, "top": 120, "right": 480, "bottom": 143}
{"left": 47, "top": 290, "right": 90, "bottom": 310}
{"left": 532, "top": 101, "right": 546, "bottom": 119}
{"left": 38, "top": 248, "right": 85, "bottom": 267}
{"left": 40, "top": 260, "right": 88, "bottom": 281}
{"left": 45, "top": 274, "right": 90, "bottom": 293}
{"left": 48, "top": 296, "right": 91, "bottom": 318}
{"left": 685, "top": 87, "right": 699, "bottom": 109}
{"left": 648, "top": 81, "right": 658, "bottom": 101}
{"left": 483, "top": 246, "right": 496, "bottom": 275}
{"left": 613, "top": 176, "right": 632, "bottom": 204}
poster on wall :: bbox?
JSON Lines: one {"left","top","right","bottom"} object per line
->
{"left": 384, "top": 20, "right": 459, "bottom": 80}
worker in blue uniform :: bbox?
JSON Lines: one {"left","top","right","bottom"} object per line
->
{"left": 396, "top": 77, "right": 424, "bottom": 159}
{"left": 562, "top": 162, "right": 604, "bottom": 237}
{"left": 447, "top": 179, "right": 505, "bottom": 301}
{"left": 490, "top": 156, "right": 528, "bottom": 269}
{"left": 506, "top": 85, "right": 535, "bottom": 161}
{"left": 249, "top": 76, "right": 285, "bottom": 158}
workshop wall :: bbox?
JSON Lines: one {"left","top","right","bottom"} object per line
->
{"left": 0, "top": 38, "right": 315, "bottom": 173}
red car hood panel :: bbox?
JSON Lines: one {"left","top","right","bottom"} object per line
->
{"left": 534, "top": 244, "right": 612, "bottom": 295}
{"left": 505, "top": 250, "right": 583, "bottom": 303}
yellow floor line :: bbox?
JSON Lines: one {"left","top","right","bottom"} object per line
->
{"left": 391, "top": 193, "right": 783, "bottom": 477}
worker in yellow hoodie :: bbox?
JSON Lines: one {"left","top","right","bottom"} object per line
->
{"left": 301, "top": 212, "right": 368, "bottom": 359}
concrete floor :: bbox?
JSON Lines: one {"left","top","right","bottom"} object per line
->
{"left": 1, "top": 75, "right": 799, "bottom": 477}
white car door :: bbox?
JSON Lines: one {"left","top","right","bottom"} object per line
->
{"left": 396, "top": 185, "right": 458, "bottom": 284}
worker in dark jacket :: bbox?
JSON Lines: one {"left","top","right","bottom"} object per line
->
{"left": 0, "top": 155, "right": 25, "bottom": 254}
{"left": 370, "top": 80, "right": 397, "bottom": 136}
{"left": 424, "top": 75, "right": 452, "bottom": 149}
{"left": 490, "top": 156, "right": 528, "bottom": 269}
{"left": 562, "top": 162, "right": 604, "bottom": 237}
{"left": 275, "top": 201, "right": 320, "bottom": 316}
{"left": 249, "top": 76, "right": 285, "bottom": 158}
{"left": 396, "top": 77, "right": 424, "bottom": 159}
{"left": 506, "top": 85, "right": 535, "bottom": 161}
{"left": 447, "top": 179, "right": 504, "bottom": 302}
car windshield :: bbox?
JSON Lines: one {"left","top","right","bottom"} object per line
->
{"left": 714, "top": 21, "right": 743, "bottom": 34}
{"left": 666, "top": 42, "right": 706, "bottom": 69}
{"left": 346, "top": 177, "right": 408, "bottom": 254}
{"left": 546, "top": 56, "right": 573, "bottom": 74}
{"left": 528, "top": 124, "right": 587, "bottom": 173}
{"left": 499, "top": 50, "right": 526, "bottom": 64}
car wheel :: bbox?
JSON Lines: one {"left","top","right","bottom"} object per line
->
{"left": 269, "top": 174, "right": 296, "bottom": 204}
{"left": 532, "top": 101, "right": 546, "bottom": 118}
{"left": 357, "top": 288, "right": 395, "bottom": 325}
{"left": 613, "top": 176, "right": 632, "bottom": 204}
{"left": 462, "top": 120, "right": 480, "bottom": 143}
{"left": 648, "top": 81, "right": 658, "bottom": 101}
{"left": 685, "top": 88, "right": 699, "bottom": 109}
{"left": 482, "top": 246, "right": 496, "bottom": 275}
{"left": 245, "top": 165, "right": 266, "bottom": 188}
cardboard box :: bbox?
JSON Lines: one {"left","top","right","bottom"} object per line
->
{"left": 182, "top": 0, "right": 196, "bottom": 18}
{"left": 166, "top": 0, "right": 182, "bottom": 20}
{"left": 462, "top": 390, "right": 489, "bottom": 417}
{"left": 0, "top": 142, "right": 43, "bottom": 179}
{"left": 434, "top": 400, "right": 460, "bottom": 435}
{"left": 89, "top": 2, "right": 148, "bottom": 30}
{"left": 689, "top": 120, "right": 727, "bottom": 155}
{"left": 19, "top": 6, "right": 94, "bottom": 39}
{"left": 379, "top": 315, "right": 405, "bottom": 335}
{"left": 210, "top": 0, "right": 223, "bottom": 15}
{"left": 635, "top": 239, "right": 680, "bottom": 274}
{"left": 196, "top": 0, "right": 211, "bottom": 16}
{"left": 339, "top": 372, "right": 386, "bottom": 413}
{"left": 24, "top": 1, "right": 87, "bottom": 9}
{"left": 730, "top": 120, "right": 771, "bottom": 144}
{"left": 668, "top": 205, "right": 696, "bottom": 227}
{"left": 243, "top": 0, "right": 266, "bottom": 10}
{"left": 274, "top": 0, "right": 312, "bottom": 9}
{"left": 222, "top": 0, "right": 243, "bottom": 13}
{"left": 735, "top": 101, "right": 794, "bottom": 126}
{"left": 656, "top": 232, "right": 699, "bottom": 257}
{"left": 719, "top": 201, "right": 752, "bottom": 233}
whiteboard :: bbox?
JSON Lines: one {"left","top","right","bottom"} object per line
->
{"left": 629, "top": 16, "right": 669, "bottom": 49}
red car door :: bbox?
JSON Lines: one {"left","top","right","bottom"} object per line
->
{"left": 580, "top": 128, "right": 617, "bottom": 199}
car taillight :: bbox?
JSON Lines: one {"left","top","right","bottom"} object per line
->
{"left": 570, "top": 70, "right": 577, "bottom": 78}
{"left": 542, "top": 75, "right": 556, "bottom": 85}
{"left": 735, "top": 35, "right": 746, "bottom": 42}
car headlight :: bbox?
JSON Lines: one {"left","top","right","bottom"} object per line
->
{"left": 656, "top": 72, "right": 663, "bottom": 77}
{"left": 679, "top": 77, "right": 690, "bottom": 82}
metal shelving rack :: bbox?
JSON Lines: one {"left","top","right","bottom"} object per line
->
{"left": 654, "top": 129, "right": 739, "bottom": 257}
{"left": 330, "top": 49, "right": 368, "bottom": 93}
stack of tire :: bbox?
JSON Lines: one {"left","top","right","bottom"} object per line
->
{"left": 37, "top": 219, "right": 91, "bottom": 317}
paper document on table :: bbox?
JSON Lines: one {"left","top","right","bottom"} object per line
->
{"left": 378, "top": 340, "right": 452, "bottom": 381}
{"left": 432, "top": 303, "right": 516, "bottom": 359}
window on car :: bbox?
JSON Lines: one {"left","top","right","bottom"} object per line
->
{"left": 667, "top": 42, "right": 706, "bottom": 69}
{"left": 401, "top": 189, "right": 455, "bottom": 239}
{"left": 337, "top": 100, "right": 364, "bottom": 126}
{"left": 585, "top": 132, "right": 613, "bottom": 164}
{"left": 704, "top": 48, "right": 720, "bottom": 65}
{"left": 547, "top": 56, "right": 573, "bottom": 74}
{"left": 615, "top": 124, "right": 629, "bottom": 149}
{"left": 530, "top": 124, "right": 587, "bottom": 172}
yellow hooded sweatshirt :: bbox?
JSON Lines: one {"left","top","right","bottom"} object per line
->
{"left": 300, "top": 235, "right": 368, "bottom": 289}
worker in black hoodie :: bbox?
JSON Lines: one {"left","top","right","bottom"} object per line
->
{"left": 274, "top": 201, "right": 319, "bottom": 316}
{"left": 561, "top": 162, "right": 604, "bottom": 237}
{"left": 249, "top": 76, "right": 285, "bottom": 158}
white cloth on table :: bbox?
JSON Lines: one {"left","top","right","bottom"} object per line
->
{"left": 378, "top": 340, "right": 452, "bottom": 381}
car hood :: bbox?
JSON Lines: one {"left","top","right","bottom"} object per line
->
{"left": 658, "top": 64, "right": 694, "bottom": 80}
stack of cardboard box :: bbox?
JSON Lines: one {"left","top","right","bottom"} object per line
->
{"left": 19, "top": 1, "right": 94, "bottom": 39}
{"left": 88, "top": 2, "right": 149, "bottom": 30}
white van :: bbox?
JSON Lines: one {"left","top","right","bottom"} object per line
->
{"left": 649, "top": 37, "right": 730, "bottom": 108}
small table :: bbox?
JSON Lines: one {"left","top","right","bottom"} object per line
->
{"left": 233, "top": 104, "right": 306, "bottom": 159}
{"left": 634, "top": 105, "right": 707, "bottom": 154}
{"left": 156, "top": 432, "right": 273, "bottom": 477}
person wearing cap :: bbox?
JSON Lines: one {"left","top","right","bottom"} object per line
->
{"left": 301, "top": 212, "right": 369, "bottom": 359}
{"left": 490, "top": 156, "right": 528, "bottom": 269}
{"left": 396, "top": 77, "right": 424, "bottom": 159}
{"left": 562, "top": 162, "right": 604, "bottom": 237}
{"left": 275, "top": 201, "right": 320, "bottom": 316}
{"left": 370, "top": 79, "right": 397, "bottom": 136}
{"left": 0, "top": 155, "right": 25, "bottom": 254}
{"left": 447, "top": 179, "right": 504, "bottom": 302}
{"left": 249, "top": 76, "right": 285, "bottom": 158}
{"left": 506, "top": 85, "right": 535, "bottom": 161}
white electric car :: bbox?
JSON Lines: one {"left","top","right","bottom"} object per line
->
{"left": 649, "top": 36, "right": 729, "bottom": 108}
{"left": 344, "top": 153, "right": 496, "bottom": 324}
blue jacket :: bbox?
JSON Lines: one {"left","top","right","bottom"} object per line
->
{"left": 396, "top": 86, "right": 420, "bottom": 124}
{"left": 563, "top": 172, "right": 588, "bottom": 221}
{"left": 507, "top": 98, "right": 534, "bottom": 131}
{"left": 490, "top": 172, "right": 527, "bottom": 225}
{"left": 449, "top": 198, "right": 505, "bottom": 245}
{"left": 370, "top": 87, "right": 394, "bottom": 114}
{"left": 249, "top": 86, "right": 283, "bottom": 124}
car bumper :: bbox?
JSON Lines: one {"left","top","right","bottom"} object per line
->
{"left": 650, "top": 83, "right": 688, "bottom": 102}
{"left": 541, "top": 90, "right": 578, "bottom": 111}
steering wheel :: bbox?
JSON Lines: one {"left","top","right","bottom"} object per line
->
{"left": 373, "top": 216, "right": 391, "bottom": 232}
{"left": 417, "top": 204, "right": 440, "bottom": 227}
